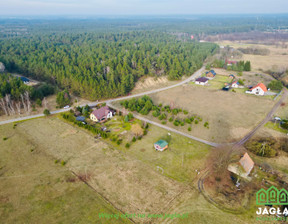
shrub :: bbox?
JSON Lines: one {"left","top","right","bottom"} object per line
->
{"left": 43, "top": 109, "right": 51, "bottom": 116}
{"left": 180, "top": 122, "right": 185, "bottom": 126}
{"left": 152, "top": 111, "right": 160, "bottom": 117}
{"left": 195, "top": 120, "right": 199, "bottom": 124}
{"left": 132, "top": 136, "right": 136, "bottom": 142}
{"left": 204, "top": 122, "right": 209, "bottom": 128}
{"left": 117, "top": 139, "right": 122, "bottom": 145}
{"left": 173, "top": 121, "right": 179, "bottom": 126}
{"left": 3, "top": 137, "right": 8, "bottom": 141}
{"left": 125, "top": 143, "right": 130, "bottom": 148}
{"left": 143, "top": 130, "right": 148, "bottom": 135}
{"left": 188, "top": 127, "right": 192, "bottom": 131}
{"left": 169, "top": 117, "right": 174, "bottom": 122}
{"left": 183, "top": 110, "right": 188, "bottom": 115}
{"left": 161, "top": 121, "right": 166, "bottom": 125}
{"left": 61, "top": 160, "right": 66, "bottom": 166}
{"left": 55, "top": 159, "right": 59, "bottom": 164}
{"left": 245, "top": 138, "right": 277, "bottom": 157}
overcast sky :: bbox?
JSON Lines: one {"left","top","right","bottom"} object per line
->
{"left": 1, "top": 0, "right": 288, "bottom": 16}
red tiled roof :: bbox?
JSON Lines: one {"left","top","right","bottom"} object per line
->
{"left": 252, "top": 83, "right": 267, "bottom": 92}
{"left": 239, "top": 153, "right": 254, "bottom": 175}
{"left": 91, "top": 106, "right": 112, "bottom": 120}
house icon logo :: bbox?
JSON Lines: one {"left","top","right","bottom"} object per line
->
{"left": 256, "top": 186, "right": 288, "bottom": 205}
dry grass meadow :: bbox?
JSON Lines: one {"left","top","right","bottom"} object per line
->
{"left": 0, "top": 117, "right": 261, "bottom": 223}
{"left": 216, "top": 41, "right": 288, "bottom": 71}
{"left": 147, "top": 84, "right": 276, "bottom": 143}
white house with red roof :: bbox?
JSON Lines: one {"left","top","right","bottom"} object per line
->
{"left": 245, "top": 83, "right": 267, "bottom": 96}
{"left": 231, "top": 81, "right": 240, "bottom": 88}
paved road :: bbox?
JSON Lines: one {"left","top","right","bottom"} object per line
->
{"left": 234, "top": 88, "right": 288, "bottom": 147}
{"left": 0, "top": 67, "right": 204, "bottom": 126}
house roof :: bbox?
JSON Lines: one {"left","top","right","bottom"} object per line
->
{"left": 154, "top": 140, "right": 168, "bottom": 148}
{"left": 20, "top": 77, "right": 30, "bottom": 82}
{"left": 252, "top": 83, "right": 267, "bottom": 92}
{"left": 239, "top": 153, "right": 254, "bottom": 175}
{"left": 91, "top": 106, "right": 112, "bottom": 120}
{"left": 196, "top": 77, "right": 209, "bottom": 83}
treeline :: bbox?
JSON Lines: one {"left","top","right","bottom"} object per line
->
{"left": 238, "top": 47, "right": 270, "bottom": 56}
{"left": 0, "top": 32, "right": 217, "bottom": 100}
{"left": 0, "top": 73, "right": 55, "bottom": 115}
{"left": 212, "top": 59, "right": 251, "bottom": 72}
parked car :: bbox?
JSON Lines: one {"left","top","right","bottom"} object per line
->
{"left": 63, "top": 105, "right": 70, "bottom": 109}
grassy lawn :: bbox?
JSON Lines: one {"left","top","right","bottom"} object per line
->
{"left": 264, "top": 121, "right": 288, "bottom": 134}
{"left": 207, "top": 75, "right": 231, "bottom": 89}
{"left": 0, "top": 117, "right": 267, "bottom": 223}
{"left": 0, "top": 123, "right": 130, "bottom": 224}
{"left": 142, "top": 84, "right": 276, "bottom": 143}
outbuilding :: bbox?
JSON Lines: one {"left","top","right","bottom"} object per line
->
{"left": 154, "top": 140, "right": 168, "bottom": 152}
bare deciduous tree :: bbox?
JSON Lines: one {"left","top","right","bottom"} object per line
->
{"left": 0, "top": 98, "right": 8, "bottom": 115}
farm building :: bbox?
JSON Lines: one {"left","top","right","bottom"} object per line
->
{"left": 90, "top": 106, "right": 114, "bottom": 122}
{"left": 154, "top": 140, "right": 168, "bottom": 152}
{"left": 231, "top": 81, "right": 240, "bottom": 88}
{"left": 20, "top": 77, "right": 30, "bottom": 84}
{"left": 76, "top": 116, "right": 86, "bottom": 122}
{"left": 246, "top": 83, "right": 267, "bottom": 96}
{"left": 206, "top": 70, "right": 216, "bottom": 79}
{"left": 228, "top": 153, "right": 254, "bottom": 180}
{"left": 195, "top": 77, "right": 209, "bottom": 85}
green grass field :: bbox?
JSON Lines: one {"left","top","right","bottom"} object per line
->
{"left": 0, "top": 117, "right": 266, "bottom": 223}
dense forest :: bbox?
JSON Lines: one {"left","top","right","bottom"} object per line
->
{"left": 0, "top": 31, "right": 217, "bottom": 100}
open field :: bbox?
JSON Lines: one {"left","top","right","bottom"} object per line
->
{"left": 0, "top": 117, "right": 262, "bottom": 223}
{"left": 0, "top": 122, "right": 130, "bottom": 224}
{"left": 143, "top": 84, "right": 276, "bottom": 143}
{"left": 216, "top": 41, "right": 288, "bottom": 71}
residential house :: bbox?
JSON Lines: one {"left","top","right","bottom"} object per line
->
{"left": 90, "top": 106, "right": 114, "bottom": 122}
{"left": 246, "top": 83, "right": 267, "bottom": 96}
{"left": 228, "top": 153, "right": 254, "bottom": 180}
{"left": 195, "top": 77, "right": 209, "bottom": 85}
{"left": 231, "top": 81, "right": 240, "bottom": 88}
{"left": 154, "top": 140, "right": 168, "bottom": 152}
{"left": 206, "top": 70, "right": 216, "bottom": 79}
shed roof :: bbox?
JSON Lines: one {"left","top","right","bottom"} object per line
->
{"left": 154, "top": 140, "right": 168, "bottom": 148}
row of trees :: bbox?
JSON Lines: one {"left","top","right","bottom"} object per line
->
{"left": 0, "top": 32, "right": 217, "bottom": 100}
{"left": 212, "top": 59, "right": 251, "bottom": 72}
